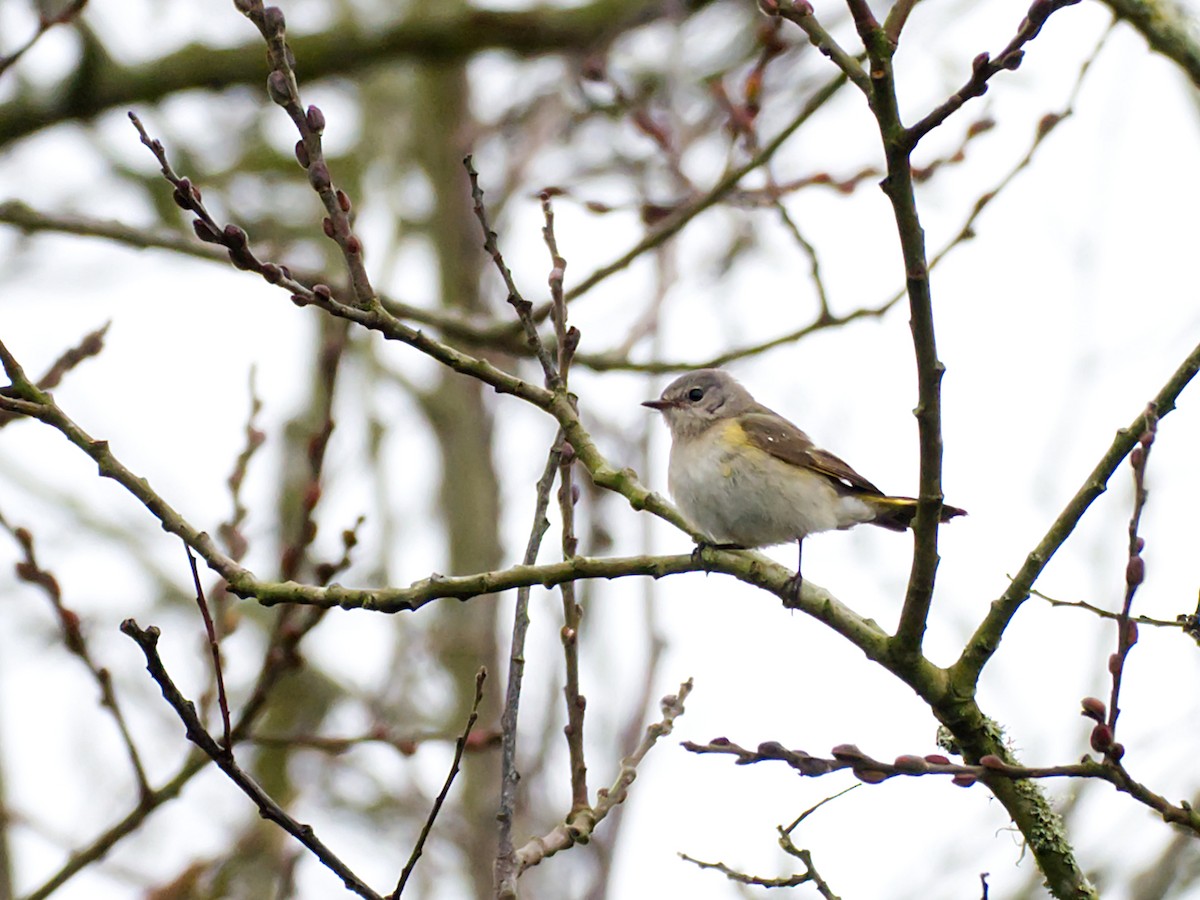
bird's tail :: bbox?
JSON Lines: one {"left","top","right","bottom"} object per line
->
{"left": 861, "top": 495, "right": 967, "bottom": 532}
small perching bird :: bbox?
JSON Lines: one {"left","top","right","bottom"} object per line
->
{"left": 643, "top": 369, "right": 965, "bottom": 589}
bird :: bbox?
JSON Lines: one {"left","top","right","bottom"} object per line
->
{"left": 643, "top": 368, "right": 965, "bottom": 592}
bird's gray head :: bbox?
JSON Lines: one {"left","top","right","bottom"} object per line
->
{"left": 642, "top": 369, "right": 757, "bottom": 438}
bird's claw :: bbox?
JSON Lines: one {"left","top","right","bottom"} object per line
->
{"left": 782, "top": 572, "right": 804, "bottom": 608}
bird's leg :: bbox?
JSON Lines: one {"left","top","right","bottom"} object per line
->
{"left": 783, "top": 537, "right": 804, "bottom": 607}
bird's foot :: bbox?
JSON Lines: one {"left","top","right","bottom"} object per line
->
{"left": 690, "top": 540, "right": 745, "bottom": 570}
{"left": 782, "top": 572, "right": 804, "bottom": 609}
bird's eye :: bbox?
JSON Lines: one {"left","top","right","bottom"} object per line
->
{"left": 687, "top": 387, "right": 704, "bottom": 402}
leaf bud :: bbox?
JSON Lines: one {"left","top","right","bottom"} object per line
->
{"left": 267, "top": 70, "right": 291, "bottom": 106}
{"left": 1090, "top": 723, "right": 1113, "bottom": 752}
{"left": 192, "top": 219, "right": 222, "bottom": 243}
{"left": 1080, "top": 697, "right": 1107, "bottom": 721}
{"left": 1126, "top": 555, "right": 1144, "bottom": 587}
{"left": 853, "top": 768, "right": 888, "bottom": 784}
{"left": 893, "top": 755, "right": 928, "bottom": 773}
{"left": 306, "top": 105, "right": 326, "bottom": 133}
{"left": 308, "top": 161, "right": 332, "bottom": 192}
{"left": 263, "top": 5, "right": 286, "bottom": 35}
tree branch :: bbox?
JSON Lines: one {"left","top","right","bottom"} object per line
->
{"left": 952, "top": 340, "right": 1200, "bottom": 686}
{"left": 0, "top": 0, "right": 704, "bottom": 149}
{"left": 120, "top": 619, "right": 383, "bottom": 900}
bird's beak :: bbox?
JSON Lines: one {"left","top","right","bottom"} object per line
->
{"left": 642, "top": 399, "right": 672, "bottom": 411}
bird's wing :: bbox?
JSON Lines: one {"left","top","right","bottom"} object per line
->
{"left": 739, "top": 408, "right": 884, "bottom": 496}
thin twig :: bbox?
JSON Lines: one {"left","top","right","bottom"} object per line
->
{"left": 1, "top": 514, "right": 152, "bottom": 800}
{"left": 534, "top": 68, "right": 849, "bottom": 313}
{"left": 185, "top": 544, "right": 232, "bottom": 751}
{"left": 678, "top": 853, "right": 820, "bottom": 889}
{"left": 394, "top": 668, "right": 487, "bottom": 897}
{"left": 235, "top": 0, "right": 375, "bottom": 306}
{"left": 905, "top": 0, "right": 1084, "bottom": 148}
{"left": 21, "top": 577, "right": 331, "bottom": 900}
{"left": 0, "top": 322, "right": 109, "bottom": 428}
{"left": 0, "top": 0, "right": 88, "bottom": 77}
{"left": 1032, "top": 587, "right": 1183, "bottom": 629}
{"left": 681, "top": 785, "right": 854, "bottom": 896}
{"left": 465, "top": 157, "right": 561, "bottom": 387}
{"left": 770, "top": 2, "right": 871, "bottom": 94}
{"left": 120, "top": 618, "right": 383, "bottom": 900}
{"left": 954, "top": 341, "right": 1200, "bottom": 685}
{"left": 514, "top": 679, "right": 693, "bottom": 872}
{"left": 495, "top": 442, "right": 563, "bottom": 899}
{"left": 542, "top": 191, "right": 590, "bottom": 819}
{"left": 681, "top": 737, "right": 1200, "bottom": 832}
{"left": 781, "top": 784, "right": 859, "bottom": 835}
{"left": 1106, "top": 405, "right": 1157, "bottom": 739}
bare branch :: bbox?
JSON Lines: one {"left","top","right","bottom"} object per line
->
{"left": 514, "top": 679, "right": 693, "bottom": 873}
{"left": 120, "top": 619, "right": 384, "bottom": 900}
{"left": 495, "top": 442, "right": 563, "bottom": 898}
{"left": 394, "top": 669, "right": 487, "bottom": 898}
{"left": 906, "top": 0, "right": 1084, "bottom": 148}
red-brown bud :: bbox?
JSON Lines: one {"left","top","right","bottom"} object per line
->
{"left": 1125, "top": 620, "right": 1139, "bottom": 646}
{"left": 172, "top": 179, "right": 192, "bottom": 209}
{"left": 263, "top": 5, "right": 286, "bottom": 34}
{"left": 308, "top": 161, "right": 331, "bottom": 191}
{"left": 1000, "top": 50, "right": 1024, "bottom": 71}
{"left": 853, "top": 768, "right": 888, "bottom": 784}
{"left": 893, "top": 755, "right": 928, "bottom": 773}
{"left": 267, "top": 70, "right": 291, "bottom": 106}
{"left": 1090, "top": 723, "right": 1113, "bottom": 752}
{"left": 831, "top": 744, "right": 866, "bottom": 762}
{"left": 1080, "top": 697, "right": 1107, "bottom": 721}
{"left": 306, "top": 105, "right": 326, "bottom": 133}
{"left": 193, "top": 219, "right": 221, "bottom": 244}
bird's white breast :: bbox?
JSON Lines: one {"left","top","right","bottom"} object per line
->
{"left": 667, "top": 421, "right": 874, "bottom": 547}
